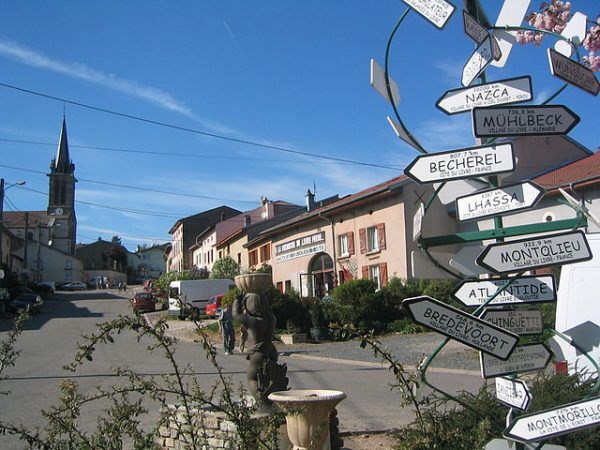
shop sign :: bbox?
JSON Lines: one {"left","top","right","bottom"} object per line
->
{"left": 275, "top": 231, "right": 326, "bottom": 262}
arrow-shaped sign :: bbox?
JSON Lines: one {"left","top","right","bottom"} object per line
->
{"left": 463, "top": 11, "right": 501, "bottom": 61}
{"left": 548, "top": 48, "right": 600, "bottom": 96}
{"left": 456, "top": 181, "right": 545, "bottom": 222}
{"left": 472, "top": 105, "right": 580, "bottom": 138}
{"left": 452, "top": 275, "right": 557, "bottom": 308}
{"left": 480, "top": 343, "right": 553, "bottom": 378}
{"left": 495, "top": 377, "right": 532, "bottom": 410}
{"left": 482, "top": 309, "right": 543, "bottom": 335}
{"left": 370, "top": 59, "right": 400, "bottom": 105}
{"left": 404, "top": 143, "right": 515, "bottom": 184}
{"left": 449, "top": 245, "right": 487, "bottom": 277}
{"left": 403, "top": 296, "right": 519, "bottom": 360}
{"left": 400, "top": 0, "right": 455, "bottom": 30}
{"left": 387, "top": 116, "right": 421, "bottom": 151}
{"left": 554, "top": 12, "right": 587, "bottom": 57}
{"left": 436, "top": 76, "right": 532, "bottom": 115}
{"left": 504, "top": 397, "right": 600, "bottom": 443}
{"left": 490, "top": 0, "right": 531, "bottom": 68}
{"left": 476, "top": 230, "right": 592, "bottom": 275}
{"left": 462, "top": 36, "right": 494, "bottom": 87}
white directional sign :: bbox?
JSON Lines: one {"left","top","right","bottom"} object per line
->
{"left": 490, "top": 0, "right": 531, "bottom": 68}
{"left": 403, "top": 296, "right": 519, "bottom": 359}
{"left": 555, "top": 12, "right": 587, "bottom": 57}
{"left": 462, "top": 36, "right": 494, "bottom": 87}
{"left": 449, "top": 245, "right": 487, "bottom": 276}
{"left": 472, "top": 105, "right": 580, "bottom": 138}
{"left": 495, "top": 377, "right": 532, "bottom": 410}
{"left": 387, "top": 116, "right": 420, "bottom": 151}
{"left": 480, "top": 343, "right": 553, "bottom": 378}
{"left": 485, "top": 439, "right": 565, "bottom": 450}
{"left": 476, "top": 231, "right": 593, "bottom": 275}
{"left": 452, "top": 275, "right": 557, "bottom": 307}
{"left": 456, "top": 181, "right": 545, "bottom": 222}
{"left": 482, "top": 309, "right": 543, "bottom": 335}
{"left": 400, "top": 0, "right": 455, "bottom": 29}
{"left": 370, "top": 59, "right": 400, "bottom": 105}
{"left": 404, "top": 143, "right": 515, "bottom": 184}
{"left": 436, "top": 76, "right": 532, "bottom": 115}
{"left": 548, "top": 48, "right": 600, "bottom": 96}
{"left": 504, "top": 397, "right": 600, "bottom": 443}
{"left": 462, "top": 11, "right": 501, "bottom": 60}
{"left": 412, "top": 203, "right": 424, "bottom": 241}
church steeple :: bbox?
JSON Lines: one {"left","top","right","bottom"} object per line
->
{"left": 52, "top": 115, "right": 75, "bottom": 174}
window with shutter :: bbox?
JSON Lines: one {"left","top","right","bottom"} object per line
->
{"left": 347, "top": 231, "right": 355, "bottom": 255}
{"left": 379, "top": 262, "right": 388, "bottom": 287}
{"left": 359, "top": 228, "right": 367, "bottom": 254}
{"left": 361, "top": 265, "right": 369, "bottom": 279}
{"left": 377, "top": 223, "right": 386, "bottom": 250}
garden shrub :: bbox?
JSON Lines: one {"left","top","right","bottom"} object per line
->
{"left": 268, "top": 286, "right": 311, "bottom": 333}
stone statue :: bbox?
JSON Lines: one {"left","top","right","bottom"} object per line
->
{"left": 233, "top": 274, "right": 288, "bottom": 411}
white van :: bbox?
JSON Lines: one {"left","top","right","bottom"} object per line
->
{"left": 550, "top": 233, "right": 600, "bottom": 378}
{"left": 168, "top": 279, "right": 234, "bottom": 317}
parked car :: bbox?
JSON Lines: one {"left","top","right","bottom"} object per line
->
{"left": 34, "top": 281, "right": 56, "bottom": 294}
{"left": 63, "top": 281, "right": 88, "bottom": 291}
{"left": 205, "top": 294, "right": 224, "bottom": 318}
{"left": 7, "top": 293, "right": 43, "bottom": 314}
{"left": 131, "top": 292, "right": 156, "bottom": 313}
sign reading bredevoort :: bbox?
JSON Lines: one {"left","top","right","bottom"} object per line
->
{"left": 275, "top": 231, "right": 326, "bottom": 262}
{"left": 404, "top": 143, "right": 514, "bottom": 184}
{"left": 403, "top": 296, "right": 518, "bottom": 359}
{"left": 504, "top": 397, "right": 600, "bottom": 443}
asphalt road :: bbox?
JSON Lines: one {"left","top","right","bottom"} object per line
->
{"left": 0, "top": 290, "right": 484, "bottom": 449}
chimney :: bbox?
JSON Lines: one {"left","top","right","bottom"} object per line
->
{"left": 305, "top": 189, "right": 315, "bottom": 212}
{"left": 243, "top": 215, "right": 251, "bottom": 227}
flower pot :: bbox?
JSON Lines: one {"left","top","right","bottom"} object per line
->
{"left": 234, "top": 273, "right": 272, "bottom": 294}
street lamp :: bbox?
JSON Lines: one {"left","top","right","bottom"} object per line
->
{"left": 0, "top": 178, "right": 26, "bottom": 268}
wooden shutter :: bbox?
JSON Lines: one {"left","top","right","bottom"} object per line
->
{"left": 361, "top": 265, "right": 369, "bottom": 279}
{"left": 347, "top": 231, "right": 355, "bottom": 255}
{"left": 379, "top": 262, "right": 388, "bottom": 287}
{"left": 359, "top": 228, "right": 367, "bottom": 254}
{"left": 377, "top": 223, "right": 386, "bottom": 250}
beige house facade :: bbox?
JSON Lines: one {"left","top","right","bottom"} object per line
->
{"left": 14, "top": 241, "right": 83, "bottom": 284}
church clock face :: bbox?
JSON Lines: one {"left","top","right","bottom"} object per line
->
{"left": 53, "top": 207, "right": 64, "bottom": 215}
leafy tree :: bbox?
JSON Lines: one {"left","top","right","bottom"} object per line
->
{"left": 110, "top": 235, "right": 122, "bottom": 246}
{"left": 210, "top": 256, "right": 240, "bottom": 280}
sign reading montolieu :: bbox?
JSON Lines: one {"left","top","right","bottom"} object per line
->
{"left": 482, "top": 309, "right": 543, "bottom": 335}
{"left": 401, "top": 0, "right": 455, "bottom": 29}
{"left": 436, "top": 76, "right": 532, "bottom": 115}
{"left": 495, "top": 377, "right": 532, "bottom": 411}
{"left": 462, "top": 36, "right": 494, "bottom": 86}
{"left": 548, "top": 48, "right": 600, "bottom": 96}
{"left": 275, "top": 231, "right": 325, "bottom": 262}
{"left": 480, "top": 343, "right": 553, "bottom": 378}
{"left": 472, "top": 105, "right": 580, "bottom": 138}
{"left": 403, "top": 296, "right": 519, "bottom": 359}
{"left": 404, "top": 143, "right": 515, "bottom": 184}
{"left": 452, "top": 275, "right": 557, "bottom": 307}
{"left": 456, "top": 181, "right": 545, "bottom": 222}
{"left": 504, "top": 397, "right": 600, "bottom": 443}
{"left": 476, "top": 231, "right": 592, "bottom": 274}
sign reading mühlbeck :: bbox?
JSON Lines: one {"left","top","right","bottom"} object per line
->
{"left": 504, "top": 397, "right": 600, "bottom": 443}
{"left": 275, "top": 231, "right": 325, "bottom": 262}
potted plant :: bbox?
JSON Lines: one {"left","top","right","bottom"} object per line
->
{"left": 277, "top": 320, "right": 307, "bottom": 345}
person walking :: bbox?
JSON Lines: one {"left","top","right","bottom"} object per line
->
{"left": 218, "top": 298, "right": 235, "bottom": 355}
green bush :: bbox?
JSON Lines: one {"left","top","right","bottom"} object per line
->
{"left": 268, "top": 286, "right": 311, "bottom": 333}
{"left": 386, "top": 318, "right": 425, "bottom": 334}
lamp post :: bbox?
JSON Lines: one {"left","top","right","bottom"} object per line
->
{"left": 0, "top": 178, "right": 26, "bottom": 269}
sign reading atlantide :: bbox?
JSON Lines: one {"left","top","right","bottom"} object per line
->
{"left": 404, "top": 143, "right": 515, "bottom": 184}
{"left": 401, "top": 0, "right": 455, "bottom": 29}
{"left": 403, "top": 296, "right": 519, "bottom": 359}
{"left": 456, "top": 181, "right": 545, "bottom": 222}
{"left": 472, "top": 105, "right": 580, "bottom": 138}
{"left": 480, "top": 343, "right": 553, "bottom": 378}
{"left": 548, "top": 48, "right": 600, "bottom": 96}
{"left": 482, "top": 309, "right": 543, "bottom": 335}
{"left": 495, "top": 377, "right": 532, "bottom": 411}
{"left": 452, "top": 275, "right": 557, "bottom": 307}
{"left": 476, "top": 231, "right": 592, "bottom": 274}
{"left": 504, "top": 397, "right": 600, "bottom": 443}
{"left": 436, "top": 76, "right": 532, "bottom": 115}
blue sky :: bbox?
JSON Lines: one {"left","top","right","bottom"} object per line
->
{"left": 0, "top": 1, "right": 598, "bottom": 250}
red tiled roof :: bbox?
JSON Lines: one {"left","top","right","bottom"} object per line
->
{"left": 534, "top": 151, "right": 600, "bottom": 190}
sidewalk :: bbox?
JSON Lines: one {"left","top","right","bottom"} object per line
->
{"left": 144, "top": 311, "right": 480, "bottom": 373}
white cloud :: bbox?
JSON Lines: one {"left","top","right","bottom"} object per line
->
{"left": 434, "top": 59, "right": 463, "bottom": 85}
{"left": 415, "top": 115, "right": 476, "bottom": 152}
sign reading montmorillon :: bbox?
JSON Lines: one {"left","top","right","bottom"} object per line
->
{"left": 275, "top": 231, "right": 325, "bottom": 262}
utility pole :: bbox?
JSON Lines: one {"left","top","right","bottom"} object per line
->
{"left": 0, "top": 178, "right": 5, "bottom": 269}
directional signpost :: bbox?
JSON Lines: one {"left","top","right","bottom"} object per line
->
{"left": 436, "top": 76, "right": 532, "bottom": 115}
{"left": 449, "top": 245, "right": 487, "bottom": 276}
{"left": 455, "top": 181, "right": 545, "bottom": 222}
{"left": 495, "top": 377, "right": 532, "bottom": 410}
{"left": 490, "top": 0, "right": 531, "bottom": 68}
{"left": 403, "top": 296, "right": 519, "bottom": 359}
{"left": 504, "top": 397, "right": 600, "bottom": 443}
{"left": 482, "top": 309, "right": 543, "bottom": 335}
{"left": 462, "top": 36, "right": 494, "bottom": 87}
{"left": 452, "top": 275, "right": 557, "bottom": 308}
{"left": 548, "top": 48, "right": 600, "bottom": 96}
{"left": 387, "top": 116, "right": 421, "bottom": 151}
{"left": 370, "top": 59, "right": 400, "bottom": 105}
{"left": 462, "top": 11, "right": 501, "bottom": 60}
{"left": 400, "top": 0, "right": 455, "bottom": 30}
{"left": 472, "top": 105, "right": 580, "bottom": 138}
{"left": 404, "top": 143, "right": 515, "bottom": 184}
{"left": 480, "top": 343, "right": 553, "bottom": 378}
{"left": 476, "top": 230, "right": 593, "bottom": 275}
